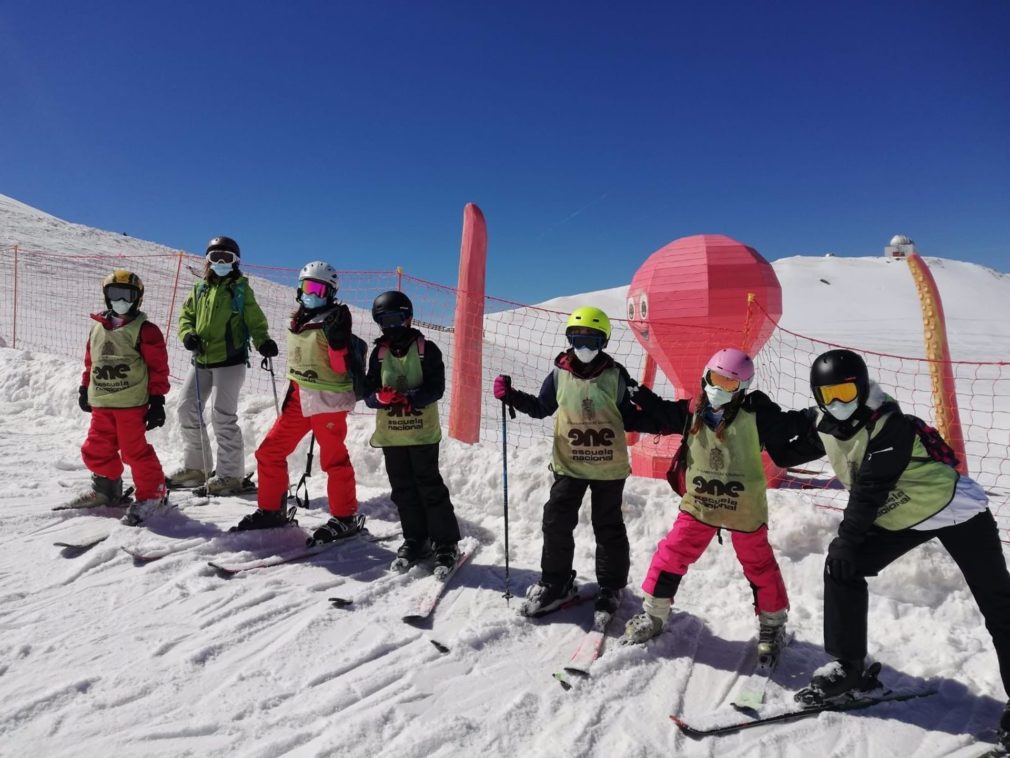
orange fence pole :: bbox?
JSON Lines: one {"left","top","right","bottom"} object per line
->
{"left": 164, "top": 251, "right": 187, "bottom": 366}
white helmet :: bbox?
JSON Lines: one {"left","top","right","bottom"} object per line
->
{"left": 298, "top": 260, "right": 340, "bottom": 304}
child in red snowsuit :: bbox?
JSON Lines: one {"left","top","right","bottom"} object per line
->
{"left": 232, "top": 261, "right": 365, "bottom": 544}
{"left": 74, "top": 270, "right": 169, "bottom": 526}
{"left": 623, "top": 348, "right": 807, "bottom": 657}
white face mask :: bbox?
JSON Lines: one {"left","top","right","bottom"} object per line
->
{"left": 110, "top": 299, "right": 133, "bottom": 315}
{"left": 826, "top": 399, "right": 859, "bottom": 421}
{"left": 573, "top": 347, "right": 599, "bottom": 364}
{"left": 210, "top": 262, "right": 233, "bottom": 277}
{"left": 704, "top": 384, "right": 735, "bottom": 409}
{"left": 302, "top": 293, "right": 327, "bottom": 310}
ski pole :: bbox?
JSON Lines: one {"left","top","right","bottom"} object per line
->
{"left": 294, "top": 432, "right": 316, "bottom": 511}
{"left": 502, "top": 397, "right": 516, "bottom": 603}
{"left": 192, "top": 356, "right": 211, "bottom": 493}
{"left": 261, "top": 356, "right": 281, "bottom": 418}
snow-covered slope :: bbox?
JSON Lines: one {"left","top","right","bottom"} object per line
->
{"left": 1, "top": 195, "right": 1008, "bottom": 757}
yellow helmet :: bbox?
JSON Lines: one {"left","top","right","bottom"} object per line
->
{"left": 102, "top": 269, "right": 144, "bottom": 311}
{"left": 566, "top": 306, "right": 611, "bottom": 340}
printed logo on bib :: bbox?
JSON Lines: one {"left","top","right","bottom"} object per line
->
{"left": 581, "top": 397, "right": 596, "bottom": 420}
{"left": 385, "top": 405, "right": 424, "bottom": 432}
{"left": 691, "top": 476, "right": 746, "bottom": 511}
{"left": 567, "top": 426, "right": 616, "bottom": 463}
{"left": 290, "top": 369, "right": 319, "bottom": 382}
{"left": 709, "top": 447, "right": 726, "bottom": 472}
{"left": 94, "top": 364, "right": 131, "bottom": 381}
{"left": 876, "top": 488, "right": 911, "bottom": 518}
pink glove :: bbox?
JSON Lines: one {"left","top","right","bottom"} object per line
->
{"left": 493, "top": 375, "right": 512, "bottom": 401}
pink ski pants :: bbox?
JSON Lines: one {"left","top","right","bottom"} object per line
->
{"left": 641, "top": 510, "right": 789, "bottom": 614}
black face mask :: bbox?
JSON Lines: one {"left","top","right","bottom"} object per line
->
{"left": 383, "top": 325, "right": 410, "bottom": 342}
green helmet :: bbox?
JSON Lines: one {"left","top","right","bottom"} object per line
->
{"left": 566, "top": 306, "right": 611, "bottom": 340}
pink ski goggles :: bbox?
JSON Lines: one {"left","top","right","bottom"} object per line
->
{"left": 300, "top": 279, "right": 333, "bottom": 299}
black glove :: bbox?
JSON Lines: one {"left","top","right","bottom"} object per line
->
{"left": 182, "top": 333, "right": 202, "bottom": 354}
{"left": 78, "top": 385, "right": 92, "bottom": 413}
{"left": 323, "top": 304, "right": 352, "bottom": 350}
{"left": 258, "top": 338, "right": 279, "bottom": 358}
{"left": 145, "top": 395, "right": 166, "bottom": 430}
{"left": 825, "top": 537, "right": 859, "bottom": 582}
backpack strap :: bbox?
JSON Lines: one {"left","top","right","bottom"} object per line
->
{"left": 906, "top": 414, "right": 960, "bottom": 467}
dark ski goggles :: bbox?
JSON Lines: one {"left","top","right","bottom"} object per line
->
{"left": 375, "top": 310, "right": 409, "bottom": 329}
{"left": 206, "top": 249, "right": 238, "bottom": 264}
{"left": 567, "top": 333, "right": 606, "bottom": 351}
{"left": 105, "top": 284, "right": 139, "bottom": 302}
{"left": 300, "top": 279, "right": 333, "bottom": 299}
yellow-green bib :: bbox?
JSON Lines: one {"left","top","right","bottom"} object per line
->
{"left": 370, "top": 341, "right": 441, "bottom": 447}
{"left": 88, "top": 315, "right": 149, "bottom": 408}
{"left": 551, "top": 367, "right": 629, "bottom": 480}
{"left": 287, "top": 327, "right": 353, "bottom": 393}
{"left": 817, "top": 408, "right": 959, "bottom": 530}
{"left": 680, "top": 408, "right": 768, "bottom": 532}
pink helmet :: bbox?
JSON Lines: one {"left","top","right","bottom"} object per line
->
{"left": 704, "top": 348, "right": 755, "bottom": 386}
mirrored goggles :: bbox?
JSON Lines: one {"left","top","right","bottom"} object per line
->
{"left": 300, "top": 279, "right": 333, "bottom": 299}
{"left": 815, "top": 381, "right": 859, "bottom": 405}
{"left": 567, "top": 333, "right": 606, "bottom": 351}
{"left": 206, "top": 250, "right": 238, "bottom": 265}
{"left": 105, "top": 284, "right": 139, "bottom": 303}
{"left": 375, "top": 310, "right": 408, "bottom": 330}
{"left": 705, "top": 370, "right": 741, "bottom": 392}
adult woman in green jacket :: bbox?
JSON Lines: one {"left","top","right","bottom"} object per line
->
{"left": 171, "top": 236, "right": 277, "bottom": 494}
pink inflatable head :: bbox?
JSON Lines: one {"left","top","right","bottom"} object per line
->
{"left": 627, "top": 234, "right": 781, "bottom": 397}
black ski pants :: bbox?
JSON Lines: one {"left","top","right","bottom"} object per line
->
{"left": 540, "top": 474, "right": 629, "bottom": 591}
{"left": 824, "top": 509, "right": 1010, "bottom": 696}
{"left": 383, "top": 443, "right": 461, "bottom": 547}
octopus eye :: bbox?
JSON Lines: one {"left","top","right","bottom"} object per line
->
{"left": 627, "top": 297, "right": 636, "bottom": 320}
{"left": 639, "top": 293, "right": 649, "bottom": 320}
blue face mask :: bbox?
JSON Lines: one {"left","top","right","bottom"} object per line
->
{"left": 110, "top": 299, "right": 133, "bottom": 315}
{"left": 210, "top": 262, "right": 233, "bottom": 277}
{"left": 302, "top": 293, "right": 327, "bottom": 310}
{"left": 826, "top": 399, "right": 859, "bottom": 421}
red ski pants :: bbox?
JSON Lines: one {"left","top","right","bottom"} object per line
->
{"left": 255, "top": 384, "right": 357, "bottom": 516}
{"left": 81, "top": 407, "right": 165, "bottom": 501}
{"left": 642, "top": 510, "right": 789, "bottom": 614}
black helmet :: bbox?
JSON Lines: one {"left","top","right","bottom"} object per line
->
{"left": 372, "top": 290, "right": 413, "bottom": 329}
{"left": 206, "top": 236, "right": 240, "bottom": 257}
{"left": 810, "top": 349, "right": 869, "bottom": 411}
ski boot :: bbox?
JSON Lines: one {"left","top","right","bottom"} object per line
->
{"left": 390, "top": 539, "right": 433, "bottom": 572}
{"left": 66, "top": 475, "right": 124, "bottom": 508}
{"left": 432, "top": 542, "right": 460, "bottom": 580}
{"left": 166, "top": 468, "right": 209, "bottom": 490}
{"left": 204, "top": 476, "right": 245, "bottom": 496}
{"left": 998, "top": 701, "right": 1010, "bottom": 751}
{"left": 795, "top": 658, "right": 875, "bottom": 706}
{"left": 519, "top": 571, "right": 577, "bottom": 617}
{"left": 230, "top": 508, "right": 292, "bottom": 532}
{"left": 121, "top": 495, "right": 170, "bottom": 527}
{"left": 307, "top": 514, "right": 366, "bottom": 546}
{"left": 757, "top": 609, "right": 788, "bottom": 661}
{"left": 621, "top": 612, "right": 664, "bottom": 645}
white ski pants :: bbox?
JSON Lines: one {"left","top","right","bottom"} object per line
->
{"left": 178, "top": 363, "right": 247, "bottom": 478}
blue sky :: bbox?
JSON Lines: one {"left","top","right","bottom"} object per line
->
{"left": 2, "top": 1, "right": 1008, "bottom": 302}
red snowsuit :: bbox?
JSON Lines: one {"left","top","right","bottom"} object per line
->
{"left": 255, "top": 315, "right": 357, "bottom": 517}
{"left": 80, "top": 313, "right": 170, "bottom": 501}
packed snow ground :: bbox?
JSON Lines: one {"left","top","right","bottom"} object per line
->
{"left": 1, "top": 194, "right": 1009, "bottom": 757}
{"left": 0, "top": 352, "right": 1007, "bottom": 758}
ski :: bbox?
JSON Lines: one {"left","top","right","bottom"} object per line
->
{"left": 402, "top": 546, "right": 476, "bottom": 622}
{"left": 54, "top": 524, "right": 115, "bottom": 549}
{"left": 552, "top": 609, "right": 618, "bottom": 689}
{"left": 121, "top": 537, "right": 206, "bottom": 563}
{"left": 52, "top": 486, "right": 135, "bottom": 511}
{"left": 208, "top": 523, "right": 391, "bottom": 575}
{"left": 731, "top": 632, "right": 793, "bottom": 710}
{"left": 671, "top": 687, "right": 937, "bottom": 738}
